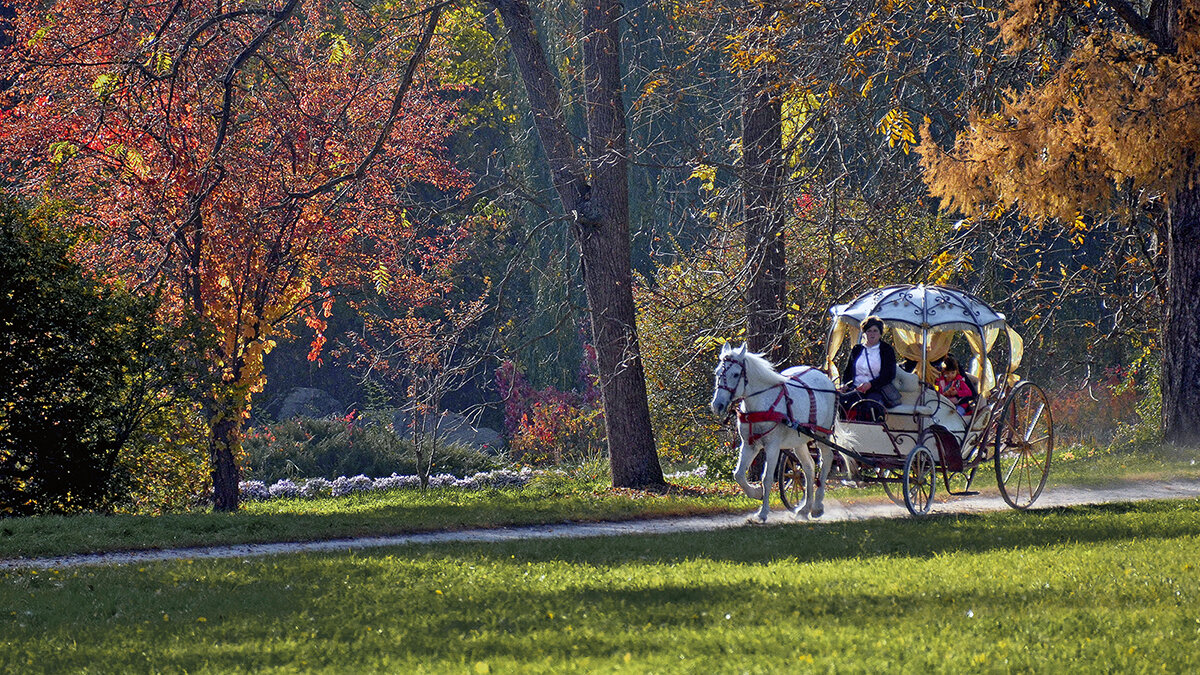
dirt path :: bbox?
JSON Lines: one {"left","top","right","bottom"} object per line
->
{"left": 6, "top": 478, "right": 1200, "bottom": 571}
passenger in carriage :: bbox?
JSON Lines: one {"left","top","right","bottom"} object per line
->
{"left": 837, "top": 316, "right": 899, "bottom": 421}
{"left": 934, "top": 354, "right": 975, "bottom": 416}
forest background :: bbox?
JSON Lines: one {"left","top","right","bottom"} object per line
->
{"left": 1, "top": 0, "right": 1185, "bottom": 515}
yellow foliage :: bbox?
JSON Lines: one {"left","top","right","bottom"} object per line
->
{"left": 919, "top": 5, "right": 1200, "bottom": 224}
{"left": 876, "top": 108, "right": 916, "bottom": 154}
{"left": 689, "top": 163, "right": 717, "bottom": 193}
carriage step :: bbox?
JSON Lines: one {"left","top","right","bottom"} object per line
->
{"left": 947, "top": 490, "right": 980, "bottom": 496}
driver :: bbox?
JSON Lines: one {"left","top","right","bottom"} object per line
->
{"left": 838, "top": 316, "right": 898, "bottom": 420}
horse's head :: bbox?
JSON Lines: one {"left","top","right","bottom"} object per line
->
{"left": 710, "top": 342, "right": 748, "bottom": 416}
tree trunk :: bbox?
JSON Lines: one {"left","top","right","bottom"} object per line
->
{"left": 490, "top": 0, "right": 663, "bottom": 487}
{"left": 208, "top": 410, "right": 242, "bottom": 512}
{"left": 1162, "top": 158, "right": 1200, "bottom": 445}
{"left": 580, "top": 0, "right": 662, "bottom": 487}
{"left": 742, "top": 26, "right": 789, "bottom": 365}
{"left": 207, "top": 351, "right": 247, "bottom": 511}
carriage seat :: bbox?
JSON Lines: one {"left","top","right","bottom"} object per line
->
{"left": 883, "top": 367, "right": 968, "bottom": 437}
{"left": 885, "top": 368, "right": 932, "bottom": 415}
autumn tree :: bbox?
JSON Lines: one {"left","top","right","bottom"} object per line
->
{"left": 667, "top": 0, "right": 1000, "bottom": 331}
{"left": 918, "top": 0, "right": 1200, "bottom": 444}
{"left": 740, "top": 2, "right": 789, "bottom": 363}
{"left": 485, "top": 0, "right": 664, "bottom": 487}
{"left": 0, "top": 0, "right": 468, "bottom": 509}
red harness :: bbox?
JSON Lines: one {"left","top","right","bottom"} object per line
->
{"left": 736, "top": 367, "right": 834, "bottom": 445}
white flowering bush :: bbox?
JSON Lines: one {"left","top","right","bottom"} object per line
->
{"left": 238, "top": 465, "right": 709, "bottom": 503}
{"left": 238, "top": 467, "right": 558, "bottom": 502}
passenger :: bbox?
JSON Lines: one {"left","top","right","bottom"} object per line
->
{"left": 934, "top": 354, "right": 975, "bottom": 416}
{"left": 838, "top": 316, "right": 899, "bottom": 420}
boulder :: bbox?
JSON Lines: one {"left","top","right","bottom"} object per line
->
{"left": 270, "top": 387, "right": 345, "bottom": 421}
{"left": 391, "top": 410, "right": 505, "bottom": 454}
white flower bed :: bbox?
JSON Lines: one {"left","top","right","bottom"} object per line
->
{"left": 239, "top": 465, "right": 707, "bottom": 502}
{"left": 664, "top": 466, "right": 706, "bottom": 480}
{"left": 239, "top": 467, "right": 547, "bottom": 501}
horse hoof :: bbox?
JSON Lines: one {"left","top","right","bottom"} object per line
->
{"left": 793, "top": 509, "right": 810, "bottom": 520}
{"left": 746, "top": 513, "right": 768, "bottom": 524}
{"left": 810, "top": 506, "right": 824, "bottom": 519}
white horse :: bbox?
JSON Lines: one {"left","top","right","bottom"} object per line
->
{"left": 710, "top": 343, "right": 838, "bottom": 523}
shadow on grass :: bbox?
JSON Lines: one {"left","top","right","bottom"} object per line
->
{"left": 443, "top": 498, "right": 1200, "bottom": 567}
{"left": 0, "top": 488, "right": 744, "bottom": 559}
{"left": 9, "top": 499, "right": 1200, "bottom": 672}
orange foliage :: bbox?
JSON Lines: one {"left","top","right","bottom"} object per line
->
{"left": 0, "top": 0, "right": 469, "bottom": 424}
{"left": 919, "top": 1, "right": 1200, "bottom": 222}
{"left": 0, "top": 1, "right": 474, "bottom": 507}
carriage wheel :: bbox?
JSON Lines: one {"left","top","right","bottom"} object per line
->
{"left": 776, "top": 449, "right": 806, "bottom": 511}
{"left": 994, "top": 382, "right": 1054, "bottom": 510}
{"left": 944, "top": 466, "right": 979, "bottom": 496}
{"left": 902, "top": 446, "right": 936, "bottom": 516}
{"left": 880, "top": 470, "right": 905, "bottom": 507}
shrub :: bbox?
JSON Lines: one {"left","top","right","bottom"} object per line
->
{"left": 1111, "top": 357, "right": 1163, "bottom": 451}
{"left": 241, "top": 415, "right": 498, "bottom": 483}
{"left": 495, "top": 355, "right": 606, "bottom": 466}
{"left": 634, "top": 258, "right": 739, "bottom": 475}
{"left": 0, "top": 203, "right": 197, "bottom": 516}
{"left": 1050, "top": 366, "right": 1139, "bottom": 447}
{"left": 115, "top": 402, "right": 211, "bottom": 514}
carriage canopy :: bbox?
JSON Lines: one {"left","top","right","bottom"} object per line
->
{"left": 824, "top": 284, "right": 1024, "bottom": 397}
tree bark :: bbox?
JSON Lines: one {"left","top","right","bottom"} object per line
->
{"left": 208, "top": 409, "right": 242, "bottom": 512}
{"left": 490, "top": 0, "right": 663, "bottom": 487}
{"left": 208, "top": 350, "right": 248, "bottom": 511}
{"left": 742, "top": 19, "right": 789, "bottom": 365}
{"left": 1162, "top": 158, "right": 1200, "bottom": 445}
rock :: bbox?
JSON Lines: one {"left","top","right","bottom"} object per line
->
{"left": 270, "top": 387, "right": 345, "bottom": 421}
{"left": 391, "top": 410, "right": 505, "bottom": 453}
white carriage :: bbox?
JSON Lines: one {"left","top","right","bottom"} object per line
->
{"left": 771, "top": 284, "right": 1055, "bottom": 516}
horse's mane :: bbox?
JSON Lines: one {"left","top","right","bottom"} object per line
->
{"left": 741, "top": 350, "right": 788, "bottom": 386}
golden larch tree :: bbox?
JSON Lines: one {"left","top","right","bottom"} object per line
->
{"left": 919, "top": 0, "right": 1200, "bottom": 444}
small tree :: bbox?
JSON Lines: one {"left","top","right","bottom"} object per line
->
{"left": 0, "top": 203, "right": 201, "bottom": 515}
{"left": 351, "top": 284, "right": 492, "bottom": 487}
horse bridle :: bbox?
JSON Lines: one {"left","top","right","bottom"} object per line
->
{"left": 715, "top": 355, "right": 747, "bottom": 399}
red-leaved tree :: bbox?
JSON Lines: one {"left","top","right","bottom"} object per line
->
{"left": 0, "top": 0, "right": 469, "bottom": 509}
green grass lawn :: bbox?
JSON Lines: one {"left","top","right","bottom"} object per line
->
{"left": 1050, "top": 442, "right": 1200, "bottom": 485}
{"left": 3, "top": 445, "right": 1199, "bottom": 561}
{"left": 0, "top": 474, "right": 749, "bottom": 560}
{"left": 3, "top": 499, "right": 1199, "bottom": 673}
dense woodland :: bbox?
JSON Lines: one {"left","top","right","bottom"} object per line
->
{"left": 1, "top": 0, "right": 1195, "bottom": 514}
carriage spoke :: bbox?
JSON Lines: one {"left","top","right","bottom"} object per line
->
{"left": 1003, "top": 453, "right": 1021, "bottom": 484}
{"left": 1024, "top": 403, "right": 1045, "bottom": 442}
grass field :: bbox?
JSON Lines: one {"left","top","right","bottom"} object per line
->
{"left": 3, "top": 498, "right": 1199, "bottom": 673}
{"left": 3, "top": 444, "right": 1199, "bottom": 561}
{"left": 0, "top": 475, "right": 747, "bottom": 560}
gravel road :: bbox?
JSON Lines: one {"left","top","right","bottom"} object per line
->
{"left": 5, "top": 478, "right": 1200, "bottom": 571}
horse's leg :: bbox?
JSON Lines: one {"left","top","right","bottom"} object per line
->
{"left": 732, "top": 439, "right": 763, "bottom": 500}
{"left": 753, "top": 441, "right": 780, "bottom": 523}
{"left": 793, "top": 441, "right": 816, "bottom": 519}
{"left": 811, "top": 441, "right": 831, "bottom": 519}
